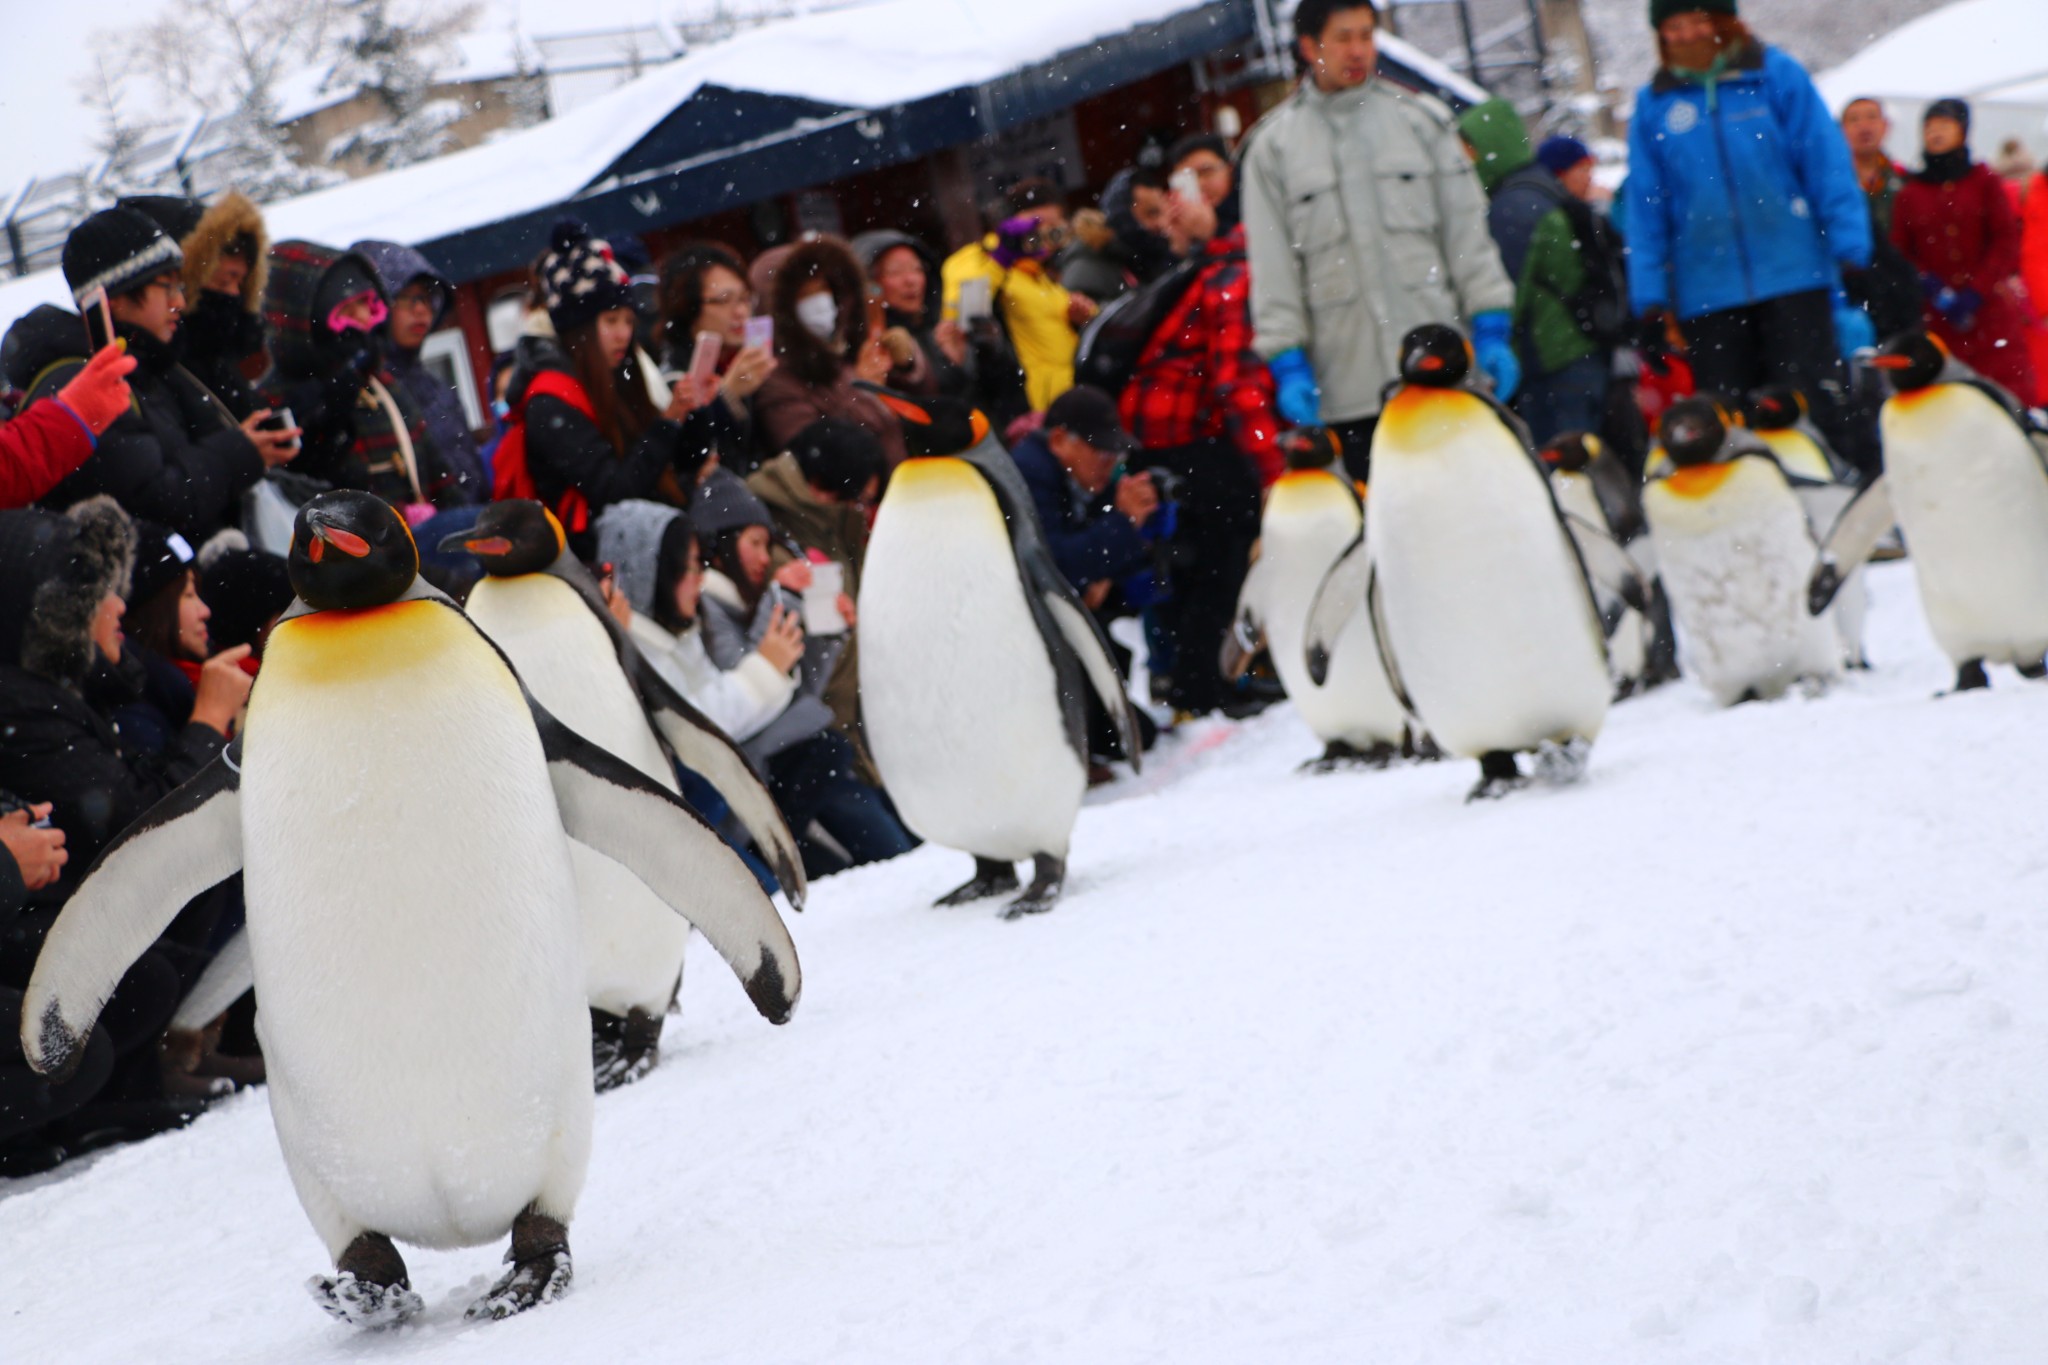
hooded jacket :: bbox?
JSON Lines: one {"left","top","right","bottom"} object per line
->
{"left": 0, "top": 499, "right": 226, "bottom": 895}
{"left": 1624, "top": 43, "right": 1871, "bottom": 320}
{"left": 1459, "top": 98, "right": 1609, "bottom": 377}
{"left": 260, "top": 239, "right": 457, "bottom": 509}
{"left": 354, "top": 239, "right": 487, "bottom": 501}
{"left": 851, "top": 230, "right": 971, "bottom": 401}
{"left": 1241, "top": 75, "right": 1516, "bottom": 422}
{"left": 121, "top": 192, "right": 270, "bottom": 420}
{"left": 2, "top": 304, "right": 261, "bottom": 542}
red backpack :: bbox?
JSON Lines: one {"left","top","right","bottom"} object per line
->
{"left": 492, "top": 369, "right": 594, "bottom": 532}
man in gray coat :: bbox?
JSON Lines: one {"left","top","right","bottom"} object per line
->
{"left": 1241, "top": 0, "right": 1519, "bottom": 475}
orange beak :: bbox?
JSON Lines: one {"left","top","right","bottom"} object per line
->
{"left": 1416, "top": 355, "right": 1446, "bottom": 372}
{"left": 320, "top": 526, "right": 371, "bottom": 558}
{"left": 1868, "top": 354, "right": 1913, "bottom": 370}
{"left": 462, "top": 536, "right": 514, "bottom": 557}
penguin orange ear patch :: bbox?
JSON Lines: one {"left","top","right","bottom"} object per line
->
{"left": 873, "top": 391, "right": 934, "bottom": 426}
{"left": 969, "top": 409, "right": 990, "bottom": 445}
{"left": 543, "top": 507, "right": 567, "bottom": 553}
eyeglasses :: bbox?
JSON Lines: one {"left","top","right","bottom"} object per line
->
{"left": 703, "top": 289, "right": 751, "bottom": 308}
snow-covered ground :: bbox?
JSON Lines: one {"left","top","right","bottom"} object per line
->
{"left": 6, "top": 559, "right": 2048, "bottom": 1364}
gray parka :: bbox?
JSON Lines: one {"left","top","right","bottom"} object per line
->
{"left": 1241, "top": 76, "right": 1515, "bottom": 424}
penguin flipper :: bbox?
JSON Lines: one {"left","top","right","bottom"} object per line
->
{"left": 1364, "top": 565, "right": 1420, "bottom": 718}
{"left": 1810, "top": 475, "right": 1896, "bottom": 613}
{"left": 1561, "top": 512, "right": 1651, "bottom": 624}
{"left": 23, "top": 742, "right": 245, "bottom": 1078}
{"left": 533, "top": 703, "right": 801, "bottom": 1026}
{"left": 1220, "top": 554, "right": 1269, "bottom": 683}
{"left": 624, "top": 651, "right": 809, "bottom": 911}
{"left": 171, "top": 926, "right": 254, "bottom": 1031}
{"left": 1041, "top": 591, "right": 1143, "bottom": 770}
{"left": 1302, "top": 534, "right": 1369, "bottom": 688}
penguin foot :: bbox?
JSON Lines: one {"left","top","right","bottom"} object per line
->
{"left": 1534, "top": 737, "right": 1592, "bottom": 786}
{"left": 1946, "top": 659, "right": 1991, "bottom": 695}
{"left": 1299, "top": 740, "right": 1398, "bottom": 773}
{"left": 592, "top": 1007, "right": 663, "bottom": 1093}
{"left": 1404, "top": 729, "right": 1446, "bottom": 763}
{"left": 935, "top": 858, "right": 1019, "bottom": 907}
{"left": 1000, "top": 855, "right": 1066, "bottom": 920}
{"left": 309, "top": 1233, "right": 421, "bottom": 1329}
{"left": 1465, "top": 751, "right": 1526, "bottom": 802}
{"left": 466, "top": 1211, "right": 572, "bottom": 1322}
{"left": 2019, "top": 658, "right": 2048, "bottom": 681}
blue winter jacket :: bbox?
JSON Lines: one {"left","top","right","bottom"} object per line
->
{"left": 1624, "top": 45, "right": 1870, "bottom": 321}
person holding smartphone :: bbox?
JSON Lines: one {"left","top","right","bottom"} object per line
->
{"left": 0, "top": 207, "right": 297, "bottom": 543}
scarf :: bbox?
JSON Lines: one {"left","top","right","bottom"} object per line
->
{"left": 1668, "top": 48, "right": 1738, "bottom": 113}
{"left": 1918, "top": 148, "right": 1972, "bottom": 185}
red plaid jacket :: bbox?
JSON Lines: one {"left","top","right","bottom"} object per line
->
{"left": 1118, "top": 225, "right": 1284, "bottom": 485}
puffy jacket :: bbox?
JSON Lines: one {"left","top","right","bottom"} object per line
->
{"left": 1242, "top": 76, "right": 1515, "bottom": 423}
{"left": 0, "top": 399, "right": 97, "bottom": 511}
{"left": 1625, "top": 44, "right": 1871, "bottom": 321}
{"left": 354, "top": 239, "right": 487, "bottom": 502}
{"left": 1893, "top": 162, "right": 2037, "bottom": 402}
{"left": 1010, "top": 431, "right": 1147, "bottom": 594}
{"left": 3, "top": 304, "right": 260, "bottom": 542}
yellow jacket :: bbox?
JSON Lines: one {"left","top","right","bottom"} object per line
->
{"left": 941, "top": 238, "right": 1077, "bottom": 412}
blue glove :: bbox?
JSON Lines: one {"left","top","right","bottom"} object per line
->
{"left": 1831, "top": 289, "right": 1876, "bottom": 362}
{"left": 1268, "top": 347, "right": 1323, "bottom": 427}
{"left": 1471, "top": 311, "right": 1521, "bottom": 403}
{"left": 1921, "top": 274, "right": 1984, "bottom": 331}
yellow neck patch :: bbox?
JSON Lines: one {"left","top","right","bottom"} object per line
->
{"left": 1377, "top": 385, "right": 1487, "bottom": 450}
{"left": 1664, "top": 463, "right": 1735, "bottom": 499}
{"left": 259, "top": 600, "right": 509, "bottom": 698}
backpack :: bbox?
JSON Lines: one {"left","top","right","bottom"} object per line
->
{"left": 1554, "top": 195, "right": 1631, "bottom": 349}
{"left": 492, "top": 369, "right": 594, "bottom": 531}
{"left": 1073, "top": 254, "right": 1208, "bottom": 397}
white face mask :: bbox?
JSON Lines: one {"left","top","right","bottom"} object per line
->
{"left": 796, "top": 292, "right": 839, "bottom": 340}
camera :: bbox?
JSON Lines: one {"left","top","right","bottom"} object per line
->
{"left": 1142, "top": 466, "right": 1187, "bottom": 503}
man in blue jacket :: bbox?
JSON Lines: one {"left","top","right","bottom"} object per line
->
{"left": 1009, "top": 387, "right": 1159, "bottom": 602}
{"left": 1624, "top": 1, "right": 1869, "bottom": 434}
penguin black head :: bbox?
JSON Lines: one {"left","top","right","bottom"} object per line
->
{"left": 859, "top": 385, "right": 989, "bottom": 459}
{"left": 1398, "top": 324, "right": 1473, "bottom": 388}
{"left": 1280, "top": 425, "right": 1344, "bottom": 471}
{"left": 1658, "top": 398, "right": 1732, "bottom": 468}
{"left": 439, "top": 500, "right": 564, "bottom": 577}
{"left": 1539, "top": 431, "right": 1602, "bottom": 473}
{"left": 1868, "top": 330, "right": 1948, "bottom": 394}
{"left": 1743, "top": 386, "right": 1806, "bottom": 432}
{"left": 288, "top": 491, "right": 419, "bottom": 611}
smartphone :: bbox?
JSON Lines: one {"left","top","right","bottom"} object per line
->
{"left": 865, "top": 294, "right": 886, "bottom": 342}
{"left": 743, "top": 315, "right": 774, "bottom": 349}
{"left": 84, "top": 285, "right": 114, "bottom": 351}
{"left": 689, "top": 330, "right": 722, "bottom": 388}
{"left": 956, "top": 276, "right": 992, "bottom": 323}
{"left": 258, "top": 405, "right": 302, "bottom": 451}
{"left": 1170, "top": 166, "right": 1202, "bottom": 205}
{"left": 802, "top": 561, "right": 846, "bottom": 636}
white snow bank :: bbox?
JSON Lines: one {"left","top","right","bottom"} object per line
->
{"left": 7, "top": 560, "right": 2048, "bottom": 1362}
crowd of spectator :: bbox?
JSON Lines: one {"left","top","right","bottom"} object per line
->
{"left": 3, "top": 0, "right": 2047, "bottom": 1179}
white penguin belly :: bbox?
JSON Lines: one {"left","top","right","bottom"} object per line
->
{"left": 244, "top": 602, "right": 592, "bottom": 1252}
{"left": 861, "top": 460, "right": 1084, "bottom": 861}
{"left": 468, "top": 576, "right": 689, "bottom": 1017}
{"left": 1884, "top": 390, "right": 2048, "bottom": 666}
{"left": 1256, "top": 473, "right": 1405, "bottom": 745}
{"left": 1646, "top": 460, "right": 1841, "bottom": 706}
{"left": 1368, "top": 393, "right": 1610, "bottom": 756}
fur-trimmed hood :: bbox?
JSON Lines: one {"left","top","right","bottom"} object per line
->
{"left": 0, "top": 497, "right": 135, "bottom": 685}
{"left": 181, "top": 192, "right": 269, "bottom": 314}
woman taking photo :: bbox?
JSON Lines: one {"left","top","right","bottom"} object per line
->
{"left": 514, "top": 221, "right": 773, "bottom": 553}
{"left": 750, "top": 236, "right": 908, "bottom": 468}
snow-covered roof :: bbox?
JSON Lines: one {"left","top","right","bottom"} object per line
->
{"left": 1814, "top": 0, "right": 2048, "bottom": 110}
{"left": 0, "top": 0, "right": 1478, "bottom": 332}
{"left": 273, "top": 31, "right": 528, "bottom": 124}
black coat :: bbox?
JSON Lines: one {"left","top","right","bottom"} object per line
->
{"left": 3, "top": 306, "right": 261, "bottom": 543}
{"left": 0, "top": 658, "right": 225, "bottom": 904}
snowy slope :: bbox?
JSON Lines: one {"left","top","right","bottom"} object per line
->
{"left": 6, "top": 560, "right": 2048, "bottom": 1363}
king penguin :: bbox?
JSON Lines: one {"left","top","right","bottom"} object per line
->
{"left": 1742, "top": 386, "right": 1869, "bottom": 667}
{"left": 447, "top": 500, "right": 806, "bottom": 1089}
{"left": 21, "top": 491, "right": 801, "bottom": 1328}
{"left": 857, "top": 392, "right": 1142, "bottom": 917}
{"left": 1811, "top": 330, "right": 2048, "bottom": 692}
{"left": 1539, "top": 430, "right": 1680, "bottom": 697}
{"left": 1642, "top": 398, "right": 1842, "bottom": 706}
{"left": 1224, "top": 428, "right": 1410, "bottom": 769}
{"left": 1310, "top": 325, "right": 1634, "bottom": 800}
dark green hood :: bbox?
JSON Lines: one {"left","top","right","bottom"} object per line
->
{"left": 1458, "top": 98, "right": 1534, "bottom": 194}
